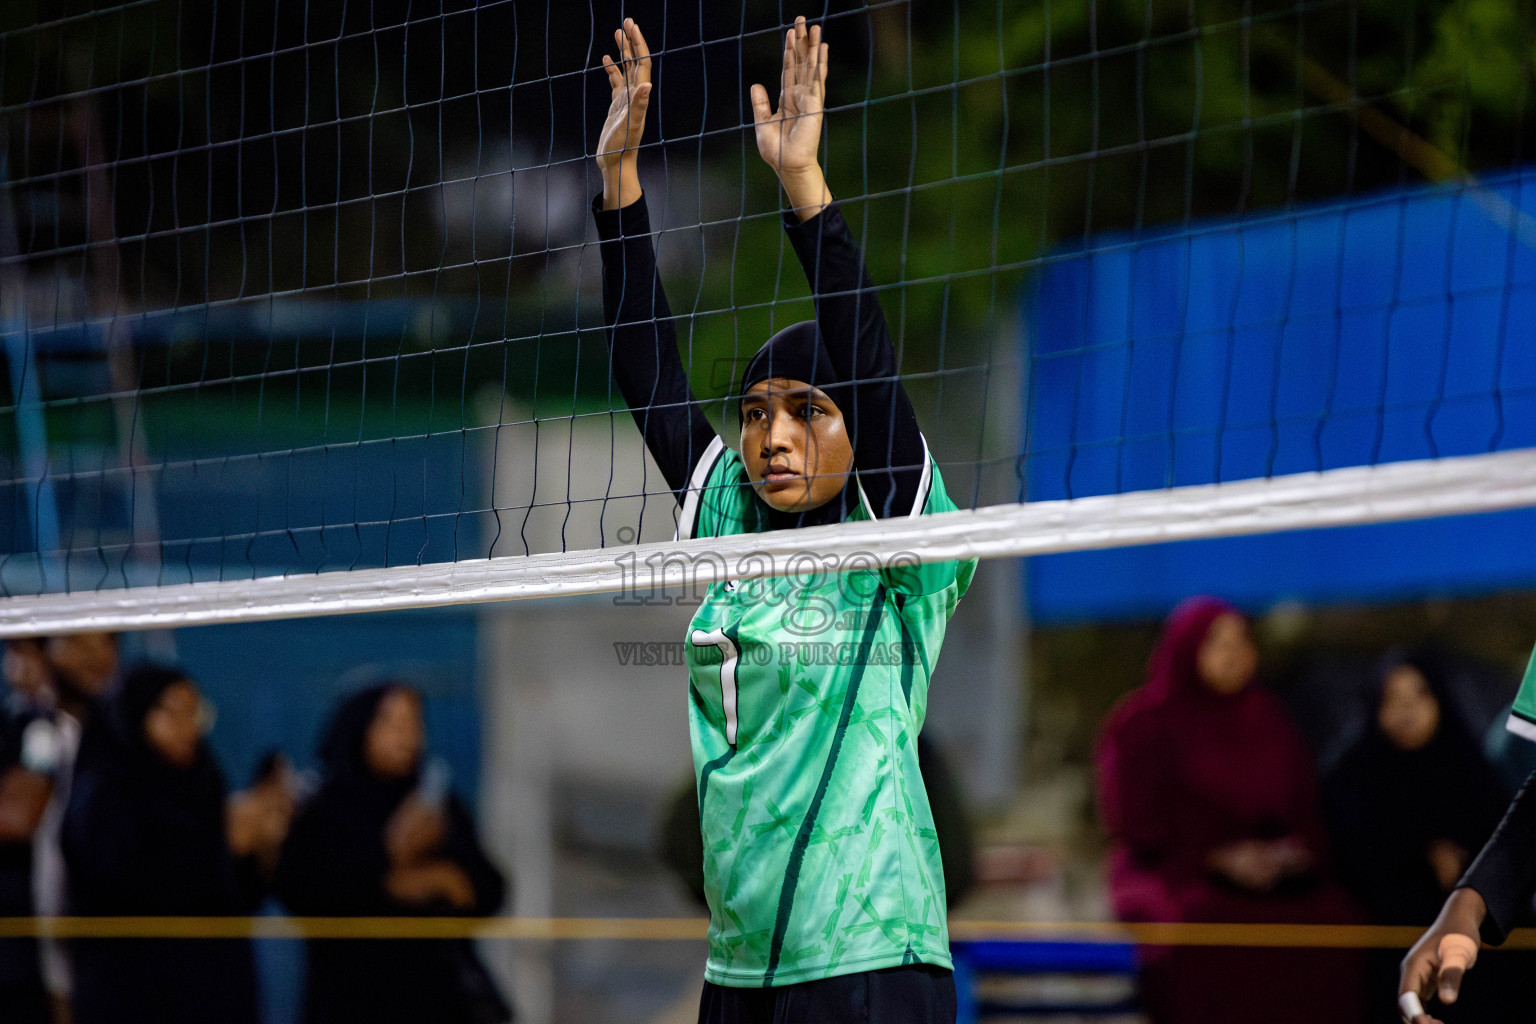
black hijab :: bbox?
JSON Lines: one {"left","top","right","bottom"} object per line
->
{"left": 1343, "top": 651, "right": 1495, "bottom": 817}
{"left": 65, "top": 664, "right": 257, "bottom": 1024}
{"left": 736, "top": 320, "right": 858, "bottom": 529}
{"left": 1323, "top": 650, "right": 1507, "bottom": 922}
{"left": 92, "top": 663, "right": 224, "bottom": 809}
{"left": 738, "top": 320, "right": 852, "bottom": 413}
{"left": 63, "top": 663, "right": 239, "bottom": 916}
{"left": 275, "top": 681, "right": 509, "bottom": 1023}
{"left": 315, "top": 681, "right": 422, "bottom": 809}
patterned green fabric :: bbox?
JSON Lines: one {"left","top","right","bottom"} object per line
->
{"left": 1508, "top": 643, "right": 1536, "bottom": 743}
{"left": 683, "top": 447, "right": 976, "bottom": 987}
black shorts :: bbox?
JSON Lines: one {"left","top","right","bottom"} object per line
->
{"left": 697, "top": 964, "right": 956, "bottom": 1024}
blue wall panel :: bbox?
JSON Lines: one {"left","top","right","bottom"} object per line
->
{"left": 1025, "top": 170, "right": 1536, "bottom": 622}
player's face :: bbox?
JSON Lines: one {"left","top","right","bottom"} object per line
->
{"left": 144, "top": 679, "right": 204, "bottom": 770}
{"left": 365, "top": 688, "right": 425, "bottom": 780}
{"left": 740, "top": 377, "right": 853, "bottom": 513}
{"left": 1196, "top": 613, "right": 1257, "bottom": 696}
{"left": 1378, "top": 664, "right": 1440, "bottom": 751}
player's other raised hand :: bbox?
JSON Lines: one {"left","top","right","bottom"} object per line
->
{"left": 1398, "top": 887, "right": 1485, "bottom": 1024}
{"left": 750, "top": 16, "right": 832, "bottom": 220}
{"left": 596, "top": 18, "right": 651, "bottom": 209}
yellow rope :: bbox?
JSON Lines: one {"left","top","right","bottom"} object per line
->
{"left": 1, "top": 916, "right": 1530, "bottom": 949}
{"left": 0, "top": 916, "right": 707, "bottom": 940}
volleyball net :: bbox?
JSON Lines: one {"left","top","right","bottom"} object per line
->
{"left": 1, "top": 0, "right": 1534, "bottom": 636}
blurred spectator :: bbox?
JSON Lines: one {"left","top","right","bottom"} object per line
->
{"left": 61, "top": 664, "right": 261, "bottom": 1024}
{"left": 9, "top": 633, "right": 118, "bottom": 1020}
{"left": 1324, "top": 652, "right": 1506, "bottom": 924}
{"left": 0, "top": 643, "right": 56, "bottom": 1024}
{"left": 274, "top": 683, "right": 510, "bottom": 1024}
{"left": 1094, "top": 596, "right": 1364, "bottom": 1024}
{"left": 1324, "top": 652, "right": 1532, "bottom": 1022}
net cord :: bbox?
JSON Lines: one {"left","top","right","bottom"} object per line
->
{"left": 2, "top": 446, "right": 1534, "bottom": 637}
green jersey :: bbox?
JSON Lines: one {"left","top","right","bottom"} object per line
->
{"left": 679, "top": 437, "right": 977, "bottom": 987}
{"left": 1508, "top": 643, "right": 1536, "bottom": 743}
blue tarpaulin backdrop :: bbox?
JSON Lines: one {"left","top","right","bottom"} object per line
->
{"left": 1024, "top": 168, "right": 1536, "bottom": 623}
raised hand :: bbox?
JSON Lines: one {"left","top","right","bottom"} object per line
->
{"left": 596, "top": 18, "right": 652, "bottom": 209}
{"left": 750, "top": 16, "right": 832, "bottom": 220}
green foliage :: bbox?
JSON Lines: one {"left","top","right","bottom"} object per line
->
{"left": 1410, "top": 0, "right": 1536, "bottom": 151}
{"left": 4, "top": 2, "right": 1534, "bottom": 417}
{"left": 746, "top": 0, "right": 1536, "bottom": 363}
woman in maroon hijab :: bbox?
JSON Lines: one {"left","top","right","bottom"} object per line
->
{"left": 1095, "top": 596, "right": 1364, "bottom": 1024}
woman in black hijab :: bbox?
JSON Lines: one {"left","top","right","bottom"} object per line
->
{"left": 61, "top": 664, "right": 260, "bottom": 1024}
{"left": 1324, "top": 652, "right": 1506, "bottom": 925}
{"left": 275, "top": 682, "right": 509, "bottom": 1024}
{"left": 1323, "top": 652, "right": 1516, "bottom": 1022}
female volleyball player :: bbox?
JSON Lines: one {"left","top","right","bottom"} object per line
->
{"left": 593, "top": 17, "right": 975, "bottom": 1022}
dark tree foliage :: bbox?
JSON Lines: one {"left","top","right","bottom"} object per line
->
{"left": 0, "top": 0, "right": 1531, "bottom": 394}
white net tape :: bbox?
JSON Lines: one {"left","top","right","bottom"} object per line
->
{"left": 4, "top": 447, "right": 1533, "bottom": 637}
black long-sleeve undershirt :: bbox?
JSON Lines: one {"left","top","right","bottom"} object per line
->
{"left": 592, "top": 195, "right": 716, "bottom": 499}
{"left": 1460, "top": 766, "right": 1536, "bottom": 944}
{"left": 593, "top": 194, "right": 928, "bottom": 521}
{"left": 781, "top": 201, "right": 927, "bottom": 519}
